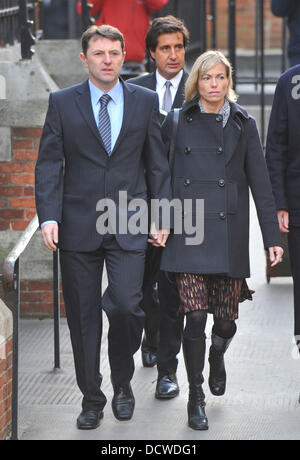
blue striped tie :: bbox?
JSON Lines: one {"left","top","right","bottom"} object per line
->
{"left": 98, "top": 93, "right": 111, "bottom": 155}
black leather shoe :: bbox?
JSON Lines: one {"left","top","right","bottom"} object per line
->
{"left": 155, "top": 374, "right": 179, "bottom": 399}
{"left": 112, "top": 383, "right": 135, "bottom": 421}
{"left": 141, "top": 346, "right": 157, "bottom": 367}
{"left": 76, "top": 409, "right": 103, "bottom": 430}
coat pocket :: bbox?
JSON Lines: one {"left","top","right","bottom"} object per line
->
{"left": 227, "top": 182, "right": 238, "bottom": 215}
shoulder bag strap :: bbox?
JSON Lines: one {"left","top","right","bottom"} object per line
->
{"left": 168, "top": 108, "right": 180, "bottom": 171}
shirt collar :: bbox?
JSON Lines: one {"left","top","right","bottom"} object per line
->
{"left": 88, "top": 78, "right": 123, "bottom": 106}
{"left": 155, "top": 69, "right": 183, "bottom": 90}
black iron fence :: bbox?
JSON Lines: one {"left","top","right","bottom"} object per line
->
{"left": 0, "top": 0, "right": 39, "bottom": 58}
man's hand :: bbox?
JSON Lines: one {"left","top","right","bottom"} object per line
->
{"left": 268, "top": 246, "right": 284, "bottom": 267}
{"left": 148, "top": 222, "right": 169, "bottom": 247}
{"left": 277, "top": 209, "right": 289, "bottom": 233}
{"left": 41, "top": 223, "right": 59, "bottom": 251}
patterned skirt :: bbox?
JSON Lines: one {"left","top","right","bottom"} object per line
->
{"left": 175, "top": 273, "right": 254, "bottom": 320}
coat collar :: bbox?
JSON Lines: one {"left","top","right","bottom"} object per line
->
{"left": 182, "top": 97, "right": 249, "bottom": 119}
{"left": 181, "top": 98, "right": 249, "bottom": 165}
{"left": 75, "top": 78, "right": 136, "bottom": 155}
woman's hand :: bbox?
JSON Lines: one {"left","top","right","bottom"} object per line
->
{"left": 268, "top": 246, "right": 284, "bottom": 267}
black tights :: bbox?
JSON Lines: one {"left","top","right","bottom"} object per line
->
{"left": 183, "top": 310, "right": 237, "bottom": 340}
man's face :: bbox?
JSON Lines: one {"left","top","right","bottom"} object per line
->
{"left": 80, "top": 35, "right": 125, "bottom": 90}
{"left": 150, "top": 32, "right": 185, "bottom": 80}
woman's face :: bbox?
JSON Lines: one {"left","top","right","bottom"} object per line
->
{"left": 197, "top": 62, "right": 229, "bottom": 106}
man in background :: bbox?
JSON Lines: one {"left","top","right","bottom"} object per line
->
{"left": 129, "top": 15, "right": 189, "bottom": 400}
{"left": 266, "top": 65, "right": 300, "bottom": 367}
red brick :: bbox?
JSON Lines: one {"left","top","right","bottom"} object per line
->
{"left": 0, "top": 209, "right": 24, "bottom": 219}
{"left": 0, "top": 221, "right": 10, "bottom": 230}
{"left": 21, "top": 291, "right": 44, "bottom": 302}
{"left": 0, "top": 197, "right": 8, "bottom": 207}
{"left": 13, "top": 150, "right": 38, "bottom": 161}
{"left": 42, "top": 291, "right": 53, "bottom": 303}
{"left": 25, "top": 209, "right": 36, "bottom": 220}
{"left": 0, "top": 162, "right": 24, "bottom": 173}
{"left": 24, "top": 186, "right": 35, "bottom": 197}
{"left": 10, "top": 173, "right": 35, "bottom": 185}
{"left": 10, "top": 197, "right": 35, "bottom": 208}
{"left": 12, "top": 139, "right": 33, "bottom": 150}
{"left": 27, "top": 280, "right": 52, "bottom": 291}
{"left": 12, "top": 127, "right": 42, "bottom": 138}
{"left": 0, "top": 174, "right": 9, "bottom": 185}
{"left": 11, "top": 220, "right": 29, "bottom": 230}
{"left": 0, "top": 186, "right": 24, "bottom": 197}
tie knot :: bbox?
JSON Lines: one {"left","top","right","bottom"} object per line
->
{"left": 100, "top": 93, "right": 111, "bottom": 107}
{"left": 165, "top": 80, "right": 172, "bottom": 89}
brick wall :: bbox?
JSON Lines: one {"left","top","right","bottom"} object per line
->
{"left": 21, "top": 280, "right": 66, "bottom": 317}
{"left": 0, "top": 332, "right": 12, "bottom": 440}
{"left": 214, "top": 0, "right": 284, "bottom": 50}
{"left": 0, "top": 127, "right": 40, "bottom": 231}
{"left": 0, "top": 127, "right": 65, "bottom": 317}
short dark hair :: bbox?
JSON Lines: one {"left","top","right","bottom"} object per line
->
{"left": 146, "top": 15, "right": 190, "bottom": 53}
{"left": 81, "top": 24, "right": 125, "bottom": 55}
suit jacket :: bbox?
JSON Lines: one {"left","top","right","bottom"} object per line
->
{"left": 128, "top": 70, "right": 188, "bottom": 110}
{"left": 35, "top": 79, "right": 172, "bottom": 252}
{"left": 266, "top": 65, "right": 300, "bottom": 226}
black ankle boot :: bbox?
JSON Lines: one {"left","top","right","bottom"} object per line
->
{"left": 182, "top": 335, "right": 208, "bottom": 431}
{"left": 208, "top": 333, "right": 233, "bottom": 396}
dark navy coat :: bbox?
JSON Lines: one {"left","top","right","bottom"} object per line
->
{"left": 266, "top": 64, "right": 300, "bottom": 226}
{"left": 271, "top": 0, "right": 300, "bottom": 64}
{"left": 160, "top": 99, "right": 281, "bottom": 278}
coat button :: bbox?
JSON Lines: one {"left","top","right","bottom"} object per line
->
{"left": 185, "top": 146, "right": 192, "bottom": 154}
{"left": 218, "top": 179, "right": 225, "bottom": 187}
{"left": 219, "top": 212, "right": 226, "bottom": 219}
{"left": 184, "top": 179, "right": 191, "bottom": 186}
{"left": 216, "top": 146, "right": 223, "bottom": 154}
{"left": 186, "top": 116, "right": 193, "bottom": 123}
{"left": 216, "top": 115, "right": 223, "bottom": 122}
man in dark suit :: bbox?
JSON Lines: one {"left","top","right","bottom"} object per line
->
{"left": 129, "top": 16, "right": 189, "bottom": 400}
{"left": 266, "top": 65, "right": 300, "bottom": 360}
{"left": 35, "top": 24, "right": 171, "bottom": 430}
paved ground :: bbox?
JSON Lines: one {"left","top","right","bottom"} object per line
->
{"left": 18, "top": 199, "right": 300, "bottom": 440}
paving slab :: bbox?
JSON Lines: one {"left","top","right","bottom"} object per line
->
{"left": 18, "top": 199, "right": 300, "bottom": 440}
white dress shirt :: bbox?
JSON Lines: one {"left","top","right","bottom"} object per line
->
{"left": 155, "top": 69, "right": 183, "bottom": 114}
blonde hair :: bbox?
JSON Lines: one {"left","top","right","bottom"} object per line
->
{"left": 185, "top": 50, "right": 238, "bottom": 103}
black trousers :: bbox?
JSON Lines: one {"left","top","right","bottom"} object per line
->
{"left": 60, "top": 235, "right": 146, "bottom": 411}
{"left": 288, "top": 226, "right": 300, "bottom": 337}
{"left": 157, "top": 271, "right": 184, "bottom": 376}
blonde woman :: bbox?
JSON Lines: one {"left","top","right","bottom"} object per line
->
{"left": 159, "top": 50, "right": 283, "bottom": 430}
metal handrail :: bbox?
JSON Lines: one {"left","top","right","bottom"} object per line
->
{"left": 2, "top": 214, "right": 39, "bottom": 292}
{"left": 1, "top": 214, "right": 61, "bottom": 440}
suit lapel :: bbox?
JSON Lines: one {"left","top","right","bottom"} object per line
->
{"left": 75, "top": 81, "right": 106, "bottom": 150}
{"left": 172, "top": 71, "right": 188, "bottom": 109}
{"left": 111, "top": 79, "right": 136, "bottom": 155}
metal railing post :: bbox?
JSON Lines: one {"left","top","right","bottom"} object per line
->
{"left": 11, "top": 258, "right": 20, "bottom": 441}
{"left": 18, "top": 0, "right": 35, "bottom": 59}
{"left": 81, "top": 0, "right": 93, "bottom": 32}
{"left": 228, "top": 0, "right": 236, "bottom": 88}
{"left": 210, "top": 0, "right": 217, "bottom": 49}
{"left": 53, "top": 250, "right": 60, "bottom": 370}
{"left": 199, "top": 0, "right": 207, "bottom": 54}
